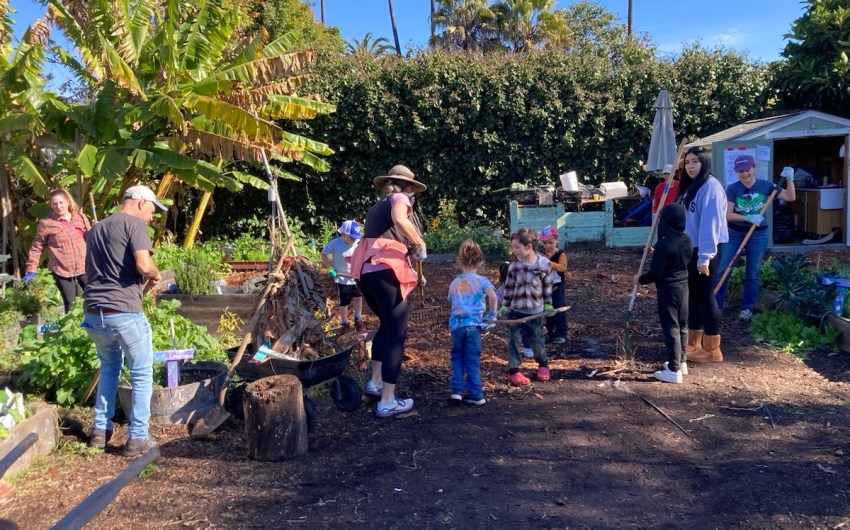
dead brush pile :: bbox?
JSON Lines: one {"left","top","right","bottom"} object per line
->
{"left": 251, "top": 256, "right": 342, "bottom": 360}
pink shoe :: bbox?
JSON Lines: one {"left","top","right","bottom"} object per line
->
{"left": 507, "top": 372, "right": 531, "bottom": 386}
{"left": 537, "top": 366, "right": 550, "bottom": 381}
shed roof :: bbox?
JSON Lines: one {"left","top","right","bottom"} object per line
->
{"left": 685, "top": 110, "right": 850, "bottom": 149}
{"left": 685, "top": 112, "right": 803, "bottom": 149}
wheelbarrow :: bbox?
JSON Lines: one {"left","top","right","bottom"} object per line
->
{"left": 225, "top": 343, "right": 362, "bottom": 430}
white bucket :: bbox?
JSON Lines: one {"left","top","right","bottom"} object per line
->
{"left": 600, "top": 181, "right": 628, "bottom": 200}
{"left": 559, "top": 171, "right": 579, "bottom": 192}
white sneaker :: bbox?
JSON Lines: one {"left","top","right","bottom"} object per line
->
{"left": 365, "top": 381, "right": 383, "bottom": 397}
{"left": 522, "top": 347, "right": 534, "bottom": 358}
{"left": 376, "top": 397, "right": 414, "bottom": 417}
{"left": 653, "top": 368, "right": 683, "bottom": 384}
{"left": 463, "top": 396, "right": 486, "bottom": 406}
{"left": 739, "top": 309, "right": 753, "bottom": 321}
{"left": 449, "top": 393, "right": 462, "bottom": 403}
{"left": 664, "top": 361, "right": 688, "bottom": 376}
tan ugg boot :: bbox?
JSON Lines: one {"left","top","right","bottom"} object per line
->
{"left": 685, "top": 329, "right": 703, "bottom": 357}
{"left": 689, "top": 334, "right": 723, "bottom": 363}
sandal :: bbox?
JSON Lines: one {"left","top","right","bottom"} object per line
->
{"left": 537, "top": 366, "right": 551, "bottom": 381}
{"left": 507, "top": 372, "right": 531, "bottom": 386}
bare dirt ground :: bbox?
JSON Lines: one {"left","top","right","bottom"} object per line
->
{"left": 2, "top": 247, "right": 849, "bottom": 530}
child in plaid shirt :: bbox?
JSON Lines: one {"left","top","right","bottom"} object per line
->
{"left": 499, "top": 228, "right": 553, "bottom": 386}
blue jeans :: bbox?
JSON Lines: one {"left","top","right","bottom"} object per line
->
{"left": 716, "top": 229, "right": 769, "bottom": 311}
{"left": 83, "top": 312, "right": 153, "bottom": 440}
{"left": 450, "top": 326, "right": 483, "bottom": 400}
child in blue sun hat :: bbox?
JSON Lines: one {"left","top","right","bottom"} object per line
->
{"left": 321, "top": 220, "right": 364, "bottom": 331}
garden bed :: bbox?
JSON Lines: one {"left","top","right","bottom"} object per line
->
{"left": 1, "top": 249, "right": 849, "bottom": 529}
{"left": 0, "top": 403, "right": 59, "bottom": 480}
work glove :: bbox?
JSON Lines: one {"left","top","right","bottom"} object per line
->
{"left": 416, "top": 246, "right": 428, "bottom": 261}
{"left": 483, "top": 310, "right": 497, "bottom": 322}
{"left": 780, "top": 167, "right": 794, "bottom": 179}
{"left": 22, "top": 272, "right": 36, "bottom": 284}
{"left": 481, "top": 320, "right": 496, "bottom": 331}
{"left": 498, "top": 305, "right": 510, "bottom": 319}
{"left": 544, "top": 303, "right": 555, "bottom": 313}
{"left": 327, "top": 269, "right": 337, "bottom": 279}
{"left": 746, "top": 214, "right": 764, "bottom": 227}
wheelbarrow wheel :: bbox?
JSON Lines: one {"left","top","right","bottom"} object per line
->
{"left": 330, "top": 375, "right": 362, "bottom": 412}
{"left": 303, "top": 394, "right": 318, "bottom": 432}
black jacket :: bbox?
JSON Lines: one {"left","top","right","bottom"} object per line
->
{"left": 638, "top": 204, "right": 692, "bottom": 287}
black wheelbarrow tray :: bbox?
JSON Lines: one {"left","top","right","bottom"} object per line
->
{"left": 226, "top": 343, "right": 362, "bottom": 414}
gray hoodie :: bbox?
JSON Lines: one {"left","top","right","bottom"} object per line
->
{"left": 682, "top": 176, "right": 729, "bottom": 266}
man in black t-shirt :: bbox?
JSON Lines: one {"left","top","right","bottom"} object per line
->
{"left": 83, "top": 185, "right": 165, "bottom": 457}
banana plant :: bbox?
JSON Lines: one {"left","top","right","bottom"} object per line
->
{"left": 45, "top": 0, "right": 336, "bottom": 245}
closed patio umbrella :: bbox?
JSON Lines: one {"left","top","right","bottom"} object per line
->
{"left": 646, "top": 90, "right": 676, "bottom": 172}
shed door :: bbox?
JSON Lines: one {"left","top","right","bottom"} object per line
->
{"left": 712, "top": 139, "right": 776, "bottom": 247}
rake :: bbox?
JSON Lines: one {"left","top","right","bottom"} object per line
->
{"left": 623, "top": 139, "right": 687, "bottom": 359}
{"left": 408, "top": 261, "right": 447, "bottom": 320}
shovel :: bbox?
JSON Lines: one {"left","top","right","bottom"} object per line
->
{"left": 191, "top": 234, "right": 295, "bottom": 438}
{"left": 714, "top": 176, "right": 787, "bottom": 294}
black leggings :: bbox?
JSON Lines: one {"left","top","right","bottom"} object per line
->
{"left": 658, "top": 282, "right": 688, "bottom": 372}
{"left": 357, "top": 268, "right": 408, "bottom": 385}
{"left": 687, "top": 246, "right": 722, "bottom": 335}
{"left": 52, "top": 272, "right": 86, "bottom": 313}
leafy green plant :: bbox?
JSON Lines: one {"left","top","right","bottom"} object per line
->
{"left": 216, "top": 309, "right": 244, "bottom": 350}
{"left": 17, "top": 299, "right": 99, "bottom": 405}
{"left": 425, "top": 199, "right": 508, "bottom": 255}
{"left": 791, "top": 280, "right": 837, "bottom": 323}
{"left": 763, "top": 254, "right": 811, "bottom": 309}
{"left": 171, "top": 246, "right": 224, "bottom": 295}
{"left": 0, "top": 308, "right": 25, "bottom": 370}
{"left": 749, "top": 311, "right": 837, "bottom": 359}
{"left": 18, "top": 297, "right": 224, "bottom": 404}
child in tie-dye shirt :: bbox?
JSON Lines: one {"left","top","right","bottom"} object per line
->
{"left": 447, "top": 240, "right": 498, "bottom": 405}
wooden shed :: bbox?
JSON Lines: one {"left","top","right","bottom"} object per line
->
{"left": 686, "top": 110, "right": 850, "bottom": 250}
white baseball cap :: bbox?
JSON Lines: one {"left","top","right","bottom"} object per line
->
{"left": 662, "top": 164, "right": 674, "bottom": 174}
{"left": 123, "top": 185, "right": 167, "bottom": 211}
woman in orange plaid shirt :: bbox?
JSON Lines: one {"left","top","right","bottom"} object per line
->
{"left": 25, "top": 188, "right": 91, "bottom": 312}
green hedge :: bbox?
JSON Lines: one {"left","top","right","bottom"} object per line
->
{"left": 267, "top": 46, "right": 772, "bottom": 232}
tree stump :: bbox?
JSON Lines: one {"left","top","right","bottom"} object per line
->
{"left": 244, "top": 375, "right": 308, "bottom": 461}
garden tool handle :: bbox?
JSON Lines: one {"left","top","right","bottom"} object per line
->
{"left": 416, "top": 260, "right": 424, "bottom": 306}
{"left": 217, "top": 234, "right": 295, "bottom": 407}
{"left": 170, "top": 318, "right": 177, "bottom": 351}
{"left": 714, "top": 177, "right": 785, "bottom": 294}
{"left": 485, "top": 306, "right": 571, "bottom": 325}
{"left": 629, "top": 139, "right": 688, "bottom": 313}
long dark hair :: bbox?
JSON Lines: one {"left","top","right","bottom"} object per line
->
{"left": 678, "top": 146, "right": 713, "bottom": 208}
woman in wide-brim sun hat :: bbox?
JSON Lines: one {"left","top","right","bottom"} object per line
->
{"left": 350, "top": 164, "right": 427, "bottom": 418}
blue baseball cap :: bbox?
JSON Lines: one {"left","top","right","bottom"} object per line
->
{"left": 338, "top": 220, "right": 363, "bottom": 239}
{"left": 733, "top": 155, "right": 755, "bottom": 171}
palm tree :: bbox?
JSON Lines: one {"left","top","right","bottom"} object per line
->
{"left": 44, "top": 0, "right": 336, "bottom": 246}
{"left": 344, "top": 33, "right": 397, "bottom": 56}
{"left": 491, "top": 0, "right": 570, "bottom": 52}
{"left": 431, "top": 0, "right": 497, "bottom": 52}
{"left": 388, "top": 0, "right": 402, "bottom": 55}
{"left": 0, "top": 5, "right": 68, "bottom": 273}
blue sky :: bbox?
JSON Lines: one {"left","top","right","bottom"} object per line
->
{"left": 9, "top": 0, "right": 805, "bottom": 87}
{"left": 313, "top": 0, "right": 805, "bottom": 61}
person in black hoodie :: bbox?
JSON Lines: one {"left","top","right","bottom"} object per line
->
{"left": 635, "top": 203, "right": 693, "bottom": 384}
